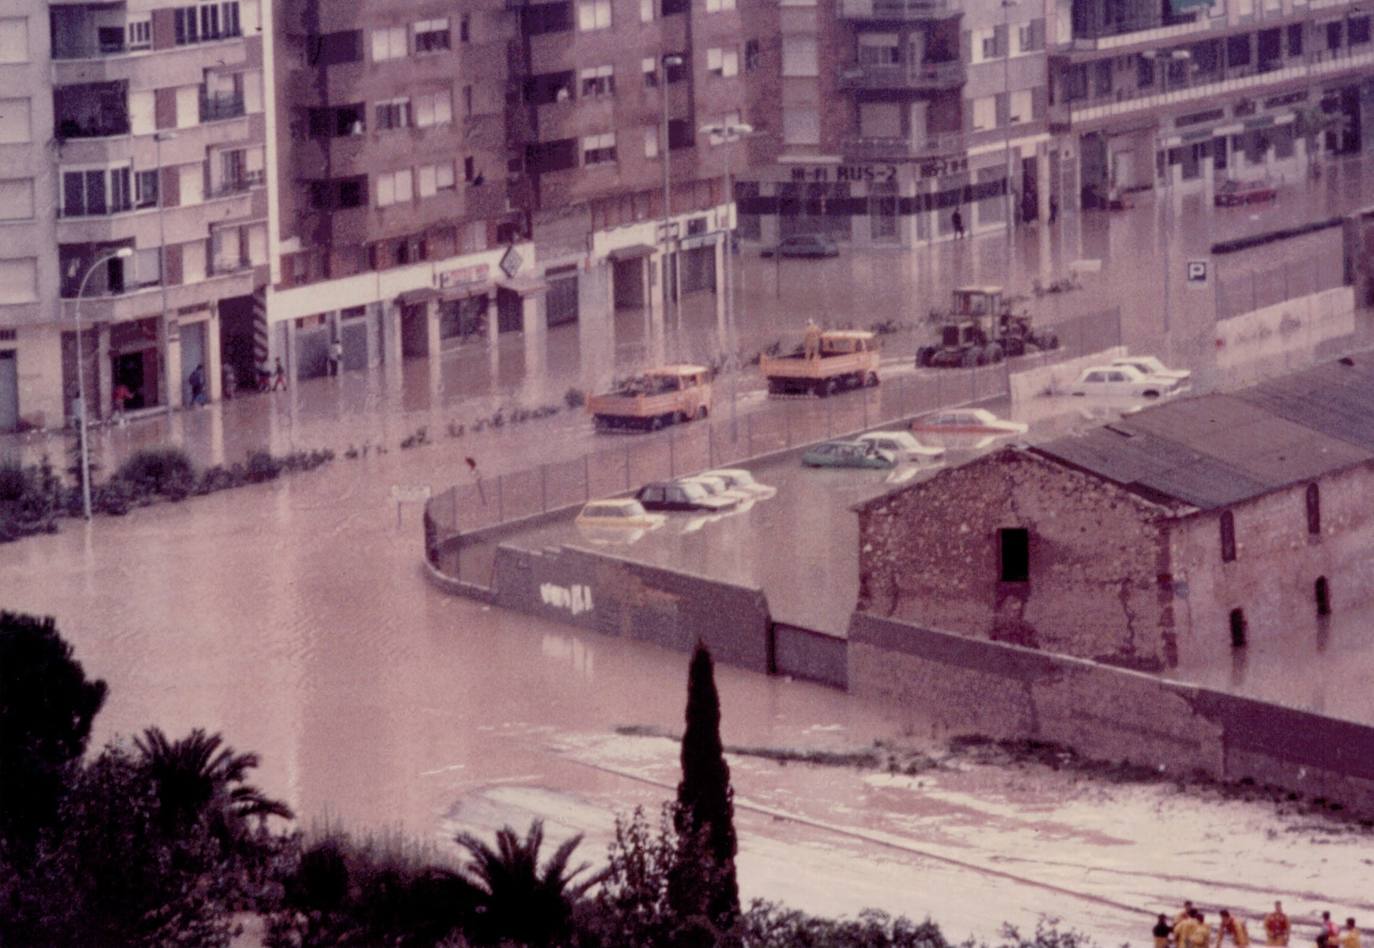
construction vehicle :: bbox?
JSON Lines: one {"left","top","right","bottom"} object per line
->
{"left": 760, "top": 330, "right": 880, "bottom": 396}
{"left": 915, "top": 285, "right": 1059, "bottom": 369}
{"left": 588, "top": 365, "right": 712, "bottom": 432}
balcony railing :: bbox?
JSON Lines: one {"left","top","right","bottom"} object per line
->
{"left": 55, "top": 117, "right": 131, "bottom": 140}
{"left": 839, "top": 0, "right": 956, "bottom": 19}
{"left": 837, "top": 59, "right": 965, "bottom": 91}
{"left": 199, "top": 92, "right": 246, "bottom": 123}
{"left": 207, "top": 171, "right": 263, "bottom": 198}
{"left": 842, "top": 131, "right": 965, "bottom": 161}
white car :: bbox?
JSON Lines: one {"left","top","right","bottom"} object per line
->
{"left": 856, "top": 431, "right": 945, "bottom": 463}
{"left": 1110, "top": 356, "right": 1192, "bottom": 386}
{"left": 676, "top": 475, "right": 754, "bottom": 511}
{"left": 701, "top": 468, "right": 777, "bottom": 500}
{"left": 909, "top": 408, "right": 1028, "bottom": 438}
{"left": 1067, "top": 364, "right": 1187, "bottom": 398}
{"left": 575, "top": 499, "right": 666, "bottom": 531}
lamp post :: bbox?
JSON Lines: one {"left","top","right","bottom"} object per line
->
{"left": 154, "top": 130, "right": 175, "bottom": 414}
{"left": 1001, "top": 0, "right": 1018, "bottom": 244}
{"left": 74, "top": 247, "right": 133, "bottom": 520}
{"left": 659, "top": 53, "right": 685, "bottom": 345}
{"left": 700, "top": 120, "right": 753, "bottom": 440}
{"left": 1154, "top": 49, "right": 1190, "bottom": 337}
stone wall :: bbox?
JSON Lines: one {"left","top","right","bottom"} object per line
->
{"left": 773, "top": 622, "right": 848, "bottom": 689}
{"left": 849, "top": 613, "right": 1374, "bottom": 815}
{"left": 856, "top": 447, "right": 1179, "bottom": 669}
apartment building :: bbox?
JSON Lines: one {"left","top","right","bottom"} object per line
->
{"left": 1047, "top": 0, "right": 1374, "bottom": 208}
{"left": 0, "top": 0, "right": 268, "bottom": 431}
{"left": 513, "top": 0, "right": 774, "bottom": 336}
{"left": 736, "top": 0, "right": 1050, "bottom": 248}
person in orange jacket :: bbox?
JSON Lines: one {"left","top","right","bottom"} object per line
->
{"left": 1188, "top": 911, "right": 1214, "bottom": 948}
{"left": 1337, "top": 919, "right": 1362, "bottom": 948}
{"left": 1218, "top": 909, "right": 1251, "bottom": 946}
{"left": 1264, "top": 902, "right": 1291, "bottom": 946}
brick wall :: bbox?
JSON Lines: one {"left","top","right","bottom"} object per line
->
{"left": 857, "top": 447, "right": 1178, "bottom": 669}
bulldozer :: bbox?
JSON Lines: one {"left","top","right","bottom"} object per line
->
{"left": 915, "top": 286, "right": 1059, "bottom": 368}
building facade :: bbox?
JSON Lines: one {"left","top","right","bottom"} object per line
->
{"left": 0, "top": 0, "right": 269, "bottom": 430}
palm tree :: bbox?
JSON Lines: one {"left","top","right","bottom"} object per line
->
{"left": 454, "top": 819, "right": 602, "bottom": 946}
{"left": 133, "top": 726, "right": 293, "bottom": 837}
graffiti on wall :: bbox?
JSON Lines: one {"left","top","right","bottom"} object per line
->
{"left": 541, "top": 582, "right": 594, "bottom": 616}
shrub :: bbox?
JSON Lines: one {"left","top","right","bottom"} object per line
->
{"left": 564, "top": 387, "right": 587, "bottom": 409}
{"left": 245, "top": 451, "right": 281, "bottom": 484}
{"left": 116, "top": 447, "right": 195, "bottom": 498}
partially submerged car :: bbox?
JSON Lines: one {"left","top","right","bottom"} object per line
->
{"left": 700, "top": 468, "right": 777, "bottom": 500}
{"left": 801, "top": 440, "right": 897, "bottom": 469}
{"left": 909, "top": 408, "right": 1028, "bottom": 438}
{"left": 1066, "top": 364, "right": 1188, "bottom": 398}
{"left": 575, "top": 499, "right": 666, "bottom": 531}
{"left": 1215, "top": 178, "right": 1277, "bottom": 207}
{"left": 855, "top": 431, "right": 945, "bottom": 463}
{"left": 635, "top": 480, "right": 737, "bottom": 513}
{"left": 760, "top": 234, "right": 840, "bottom": 258}
{"left": 1109, "top": 355, "right": 1191, "bottom": 386}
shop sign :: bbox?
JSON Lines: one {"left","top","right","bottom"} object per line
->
{"left": 790, "top": 164, "right": 897, "bottom": 183}
{"left": 919, "top": 156, "right": 969, "bottom": 179}
{"left": 499, "top": 245, "right": 523, "bottom": 279}
{"left": 436, "top": 263, "right": 490, "bottom": 290}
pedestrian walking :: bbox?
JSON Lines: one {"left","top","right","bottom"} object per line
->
{"left": 1219, "top": 909, "right": 1251, "bottom": 946}
{"left": 271, "top": 357, "right": 287, "bottom": 392}
{"left": 951, "top": 208, "right": 966, "bottom": 239}
{"left": 222, "top": 363, "right": 236, "bottom": 400}
{"left": 466, "top": 456, "right": 485, "bottom": 504}
{"left": 1152, "top": 914, "right": 1171, "bottom": 948}
{"left": 188, "top": 363, "right": 207, "bottom": 406}
{"left": 1337, "top": 919, "right": 1361, "bottom": 948}
{"left": 1265, "top": 902, "right": 1291, "bottom": 946}
{"left": 1049, "top": 195, "right": 1059, "bottom": 224}
{"left": 328, "top": 338, "right": 343, "bottom": 376}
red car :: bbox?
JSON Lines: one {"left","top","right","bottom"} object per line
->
{"left": 1215, "top": 179, "right": 1278, "bottom": 207}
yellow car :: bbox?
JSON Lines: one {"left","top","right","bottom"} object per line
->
{"left": 575, "top": 499, "right": 666, "bottom": 530}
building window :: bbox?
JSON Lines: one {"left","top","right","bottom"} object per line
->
{"left": 1093, "top": 59, "right": 1112, "bottom": 95}
{"left": 375, "top": 98, "right": 411, "bottom": 130}
{"left": 782, "top": 107, "right": 819, "bottom": 144}
{"left": 464, "top": 156, "right": 476, "bottom": 182}
{"left": 1219, "top": 510, "right": 1236, "bottom": 562}
{"left": 1315, "top": 577, "right": 1331, "bottom": 616}
{"left": 1227, "top": 34, "right": 1251, "bottom": 66}
{"left": 135, "top": 170, "right": 158, "bottom": 207}
{"left": 643, "top": 125, "right": 659, "bottom": 158}
{"left": 745, "top": 39, "right": 761, "bottom": 71}
{"left": 1017, "top": 19, "right": 1044, "bottom": 53}
{"left": 582, "top": 132, "right": 616, "bottom": 165}
{"left": 707, "top": 47, "right": 739, "bottom": 77}
{"left": 640, "top": 0, "right": 655, "bottom": 22}
{"left": 173, "top": 1, "right": 241, "bottom": 45}
{"left": 127, "top": 20, "right": 152, "bottom": 50}
{"left": 706, "top": 0, "right": 736, "bottom": 10}
{"left": 643, "top": 56, "right": 659, "bottom": 87}
{"left": 413, "top": 18, "right": 450, "bottom": 53}
{"left": 782, "top": 34, "right": 818, "bottom": 76}
{"left": 60, "top": 166, "right": 132, "bottom": 217}
{"left": 417, "top": 161, "right": 455, "bottom": 196}
{"left": 414, "top": 90, "right": 453, "bottom": 127}
{"left": 577, "top": 0, "right": 611, "bottom": 31}
{"left": 972, "top": 95, "right": 996, "bottom": 130}
{"left": 579, "top": 65, "right": 614, "bottom": 97}
{"left": 375, "top": 169, "right": 413, "bottom": 207}
{"left": 1009, "top": 89, "right": 1031, "bottom": 124}
{"left": 1350, "top": 16, "right": 1371, "bottom": 45}
{"left": 371, "top": 26, "right": 406, "bottom": 61}
{"left": 0, "top": 178, "right": 35, "bottom": 221}
{"left": 1305, "top": 482, "right": 1321, "bottom": 535}
{"left": 1287, "top": 23, "right": 1303, "bottom": 55}
{"left": 998, "top": 528, "right": 1030, "bottom": 583}
{"left": 460, "top": 14, "right": 471, "bottom": 41}
{"left": 1228, "top": 608, "right": 1246, "bottom": 647}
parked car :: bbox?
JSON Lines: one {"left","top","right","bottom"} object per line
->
{"left": 1066, "top": 364, "right": 1188, "bottom": 398}
{"left": 677, "top": 474, "right": 753, "bottom": 509}
{"left": 1215, "top": 178, "right": 1278, "bottom": 207}
{"left": 575, "top": 499, "right": 666, "bottom": 530}
{"left": 635, "top": 480, "right": 737, "bottom": 512}
{"left": 1109, "top": 355, "right": 1191, "bottom": 385}
{"left": 855, "top": 431, "right": 945, "bottom": 463}
{"left": 909, "top": 408, "right": 1028, "bottom": 438}
{"left": 760, "top": 234, "right": 840, "bottom": 258}
{"left": 801, "top": 440, "right": 898, "bottom": 469}
{"left": 701, "top": 468, "right": 777, "bottom": 500}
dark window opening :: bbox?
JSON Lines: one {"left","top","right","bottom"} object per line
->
{"left": 745, "top": 39, "right": 761, "bottom": 71}
{"left": 1229, "top": 608, "right": 1247, "bottom": 647}
{"left": 1306, "top": 482, "right": 1321, "bottom": 535}
{"left": 526, "top": 71, "right": 576, "bottom": 106}
{"left": 1287, "top": 23, "right": 1304, "bottom": 56}
{"left": 1219, "top": 510, "right": 1236, "bottom": 562}
{"left": 1226, "top": 34, "right": 1251, "bottom": 67}
{"left": 1350, "top": 16, "right": 1370, "bottom": 45}
{"left": 662, "top": 0, "right": 688, "bottom": 14}
{"left": 308, "top": 30, "right": 363, "bottom": 66}
{"left": 1315, "top": 576, "right": 1331, "bottom": 616}
{"left": 664, "top": 54, "right": 688, "bottom": 84}
{"left": 667, "top": 118, "right": 694, "bottom": 149}
{"left": 998, "top": 528, "right": 1030, "bottom": 583}
{"left": 523, "top": 2, "right": 573, "bottom": 36}
{"left": 1326, "top": 21, "right": 1343, "bottom": 50}
{"left": 525, "top": 138, "right": 578, "bottom": 174}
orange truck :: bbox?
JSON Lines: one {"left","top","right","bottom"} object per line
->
{"left": 588, "top": 365, "right": 713, "bottom": 432}
{"left": 760, "top": 330, "right": 881, "bottom": 396}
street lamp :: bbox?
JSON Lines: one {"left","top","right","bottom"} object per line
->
{"left": 1153, "top": 49, "right": 1190, "bottom": 337}
{"left": 659, "top": 53, "right": 685, "bottom": 340}
{"left": 73, "top": 246, "right": 133, "bottom": 520}
{"left": 154, "top": 130, "right": 175, "bottom": 414}
{"left": 700, "top": 120, "right": 753, "bottom": 439}
{"left": 1001, "top": 0, "right": 1018, "bottom": 243}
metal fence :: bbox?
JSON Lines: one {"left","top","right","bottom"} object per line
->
{"left": 426, "top": 307, "right": 1121, "bottom": 545}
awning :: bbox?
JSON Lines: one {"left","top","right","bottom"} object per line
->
{"left": 439, "top": 281, "right": 494, "bottom": 301}
{"left": 607, "top": 243, "right": 657, "bottom": 262}
{"left": 396, "top": 287, "right": 441, "bottom": 306}
{"left": 499, "top": 275, "right": 548, "bottom": 296}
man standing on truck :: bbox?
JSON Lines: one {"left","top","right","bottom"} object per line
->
{"left": 803, "top": 320, "right": 822, "bottom": 361}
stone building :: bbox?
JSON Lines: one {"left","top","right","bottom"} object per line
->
{"left": 855, "top": 357, "right": 1374, "bottom": 672}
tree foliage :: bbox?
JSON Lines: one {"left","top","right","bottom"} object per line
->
{"left": 0, "top": 611, "right": 107, "bottom": 861}
{"left": 671, "top": 641, "right": 740, "bottom": 934}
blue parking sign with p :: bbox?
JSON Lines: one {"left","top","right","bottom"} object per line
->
{"left": 1186, "top": 260, "right": 1209, "bottom": 288}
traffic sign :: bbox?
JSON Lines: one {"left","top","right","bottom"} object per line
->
{"left": 1186, "top": 260, "right": 1210, "bottom": 288}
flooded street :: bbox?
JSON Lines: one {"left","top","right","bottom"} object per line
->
{"left": 4, "top": 155, "right": 1374, "bottom": 943}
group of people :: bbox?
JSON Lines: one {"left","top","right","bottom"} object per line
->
{"left": 1153, "top": 901, "right": 1362, "bottom": 947}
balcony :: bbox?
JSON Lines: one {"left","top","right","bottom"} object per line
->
{"left": 839, "top": 0, "right": 957, "bottom": 20}
{"left": 837, "top": 59, "right": 965, "bottom": 91}
{"left": 842, "top": 131, "right": 965, "bottom": 161}
{"left": 200, "top": 91, "right": 246, "bottom": 123}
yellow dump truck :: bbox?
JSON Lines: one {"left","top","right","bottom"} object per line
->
{"left": 588, "top": 365, "right": 713, "bottom": 432}
{"left": 760, "top": 330, "right": 880, "bottom": 396}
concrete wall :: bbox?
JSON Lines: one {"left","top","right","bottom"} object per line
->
{"left": 856, "top": 447, "right": 1179, "bottom": 669}
{"left": 1008, "top": 344, "right": 1126, "bottom": 401}
{"left": 773, "top": 622, "right": 848, "bottom": 689}
{"left": 1213, "top": 286, "right": 1355, "bottom": 384}
{"left": 849, "top": 613, "right": 1374, "bottom": 815}
{"left": 489, "top": 543, "right": 773, "bottom": 674}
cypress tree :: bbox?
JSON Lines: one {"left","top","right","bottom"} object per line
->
{"left": 672, "top": 641, "right": 740, "bottom": 934}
